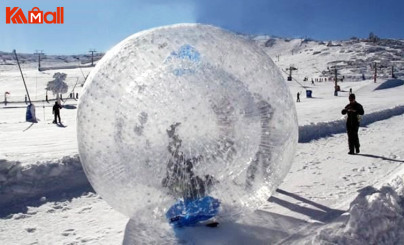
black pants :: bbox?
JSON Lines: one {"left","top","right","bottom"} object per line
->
{"left": 54, "top": 113, "right": 61, "bottom": 123}
{"left": 347, "top": 126, "right": 360, "bottom": 152}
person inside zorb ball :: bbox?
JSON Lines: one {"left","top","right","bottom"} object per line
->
{"left": 77, "top": 24, "right": 298, "bottom": 228}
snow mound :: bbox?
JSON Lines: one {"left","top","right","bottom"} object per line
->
{"left": 313, "top": 178, "right": 404, "bottom": 244}
{"left": 77, "top": 23, "right": 298, "bottom": 220}
{"left": 0, "top": 155, "right": 90, "bottom": 213}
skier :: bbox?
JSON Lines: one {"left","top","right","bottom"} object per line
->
{"left": 296, "top": 92, "right": 300, "bottom": 102}
{"left": 52, "top": 101, "right": 62, "bottom": 124}
{"left": 341, "top": 94, "right": 364, "bottom": 154}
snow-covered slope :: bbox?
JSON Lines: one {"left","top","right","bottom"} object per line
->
{"left": 257, "top": 37, "right": 404, "bottom": 81}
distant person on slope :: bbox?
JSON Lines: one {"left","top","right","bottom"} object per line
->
{"left": 52, "top": 101, "right": 62, "bottom": 124}
{"left": 341, "top": 94, "right": 364, "bottom": 155}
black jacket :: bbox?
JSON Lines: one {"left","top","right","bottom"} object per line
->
{"left": 341, "top": 101, "right": 364, "bottom": 128}
{"left": 53, "top": 103, "right": 62, "bottom": 114}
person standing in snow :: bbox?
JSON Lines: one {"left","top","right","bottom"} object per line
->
{"left": 4, "top": 92, "right": 9, "bottom": 106}
{"left": 341, "top": 94, "right": 364, "bottom": 154}
{"left": 296, "top": 92, "right": 300, "bottom": 102}
{"left": 52, "top": 101, "right": 62, "bottom": 124}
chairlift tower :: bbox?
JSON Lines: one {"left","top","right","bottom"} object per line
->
{"left": 392, "top": 66, "right": 396, "bottom": 79}
{"left": 286, "top": 65, "right": 297, "bottom": 81}
{"left": 372, "top": 62, "right": 385, "bottom": 83}
{"left": 331, "top": 67, "right": 342, "bottom": 96}
{"left": 373, "top": 62, "right": 378, "bottom": 83}
{"left": 89, "top": 49, "right": 96, "bottom": 66}
{"left": 34, "top": 50, "right": 44, "bottom": 71}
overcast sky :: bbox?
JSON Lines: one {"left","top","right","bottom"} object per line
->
{"left": 1, "top": 0, "right": 403, "bottom": 54}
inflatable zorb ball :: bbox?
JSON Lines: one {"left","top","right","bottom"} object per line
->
{"left": 77, "top": 24, "right": 298, "bottom": 220}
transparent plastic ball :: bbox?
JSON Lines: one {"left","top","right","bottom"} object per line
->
{"left": 77, "top": 24, "right": 298, "bottom": 220}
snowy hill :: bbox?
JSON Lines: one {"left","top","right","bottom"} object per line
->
{"left": 1, "top": 33, "right": 404, "bottom": 244}
{"left": 2, "top": 36, "right": 402, "bottom": 79}
{"left": 0, "top": 51, "right": 104, "bottom": 71}
{"left": 256, "top": 36, "right": 404, "bottom": 81}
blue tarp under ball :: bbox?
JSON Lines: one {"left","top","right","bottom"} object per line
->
{"left": 166, "top": 196, "right": 220, "bottom": 227}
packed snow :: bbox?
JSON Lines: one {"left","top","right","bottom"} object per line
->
{"left": 1, "top": 27, "right": 404, "bottom": 244}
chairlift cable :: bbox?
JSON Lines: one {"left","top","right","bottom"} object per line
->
{"left": 281, "top": 68, "right": 307, "bottom": 90}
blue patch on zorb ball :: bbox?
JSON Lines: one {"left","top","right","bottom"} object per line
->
{"left": 167, "top": 44, "right": 200, "bottom": 76}
{"left": 170, "top": 44, "right": 201, "bottom": 62}
{"left": 166, "top": 196, "right": 220, "bottom": 227}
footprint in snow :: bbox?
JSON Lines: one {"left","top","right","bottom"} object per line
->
{"left": 61, "top": 229, "right": 76, "bottom": 236}
{"left": 78, "top": 206, "right": 92, "bottom": 214}
{"left": 25, "top": 227, "right": 36, "bottom": 233}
